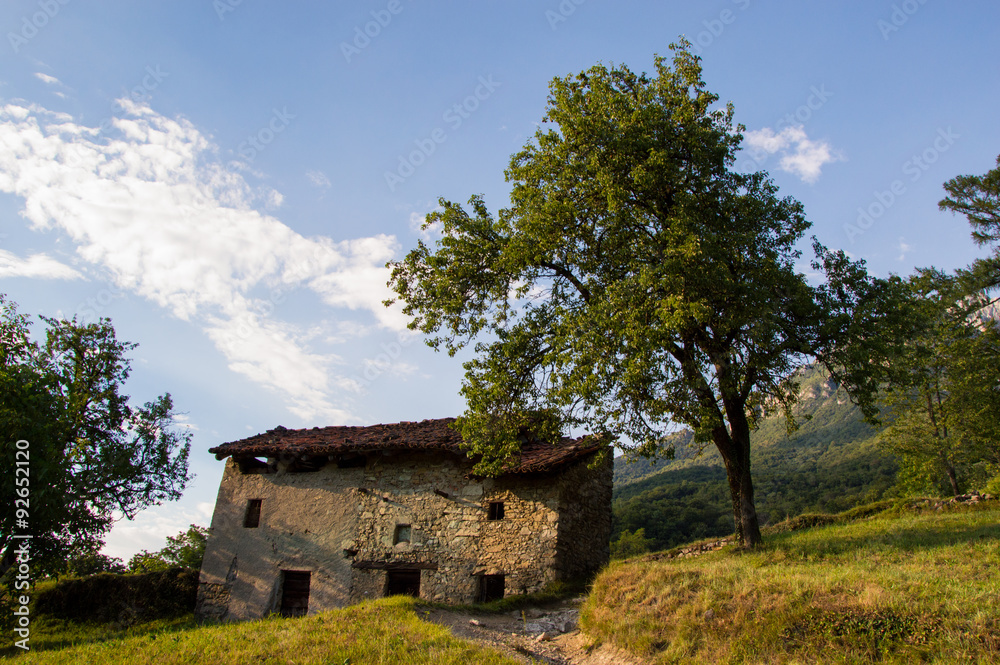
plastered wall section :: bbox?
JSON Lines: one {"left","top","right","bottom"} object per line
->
{"left": 196, "top": 457, "right": 362, "bottom": 620}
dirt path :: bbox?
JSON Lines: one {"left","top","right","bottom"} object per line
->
{"left": 420, "top": 598, "right": 647, "bottom": 665}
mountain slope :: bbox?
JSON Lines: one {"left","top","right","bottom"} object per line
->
{"left": 611, "top": 365, "right": 897, "bottom": 549}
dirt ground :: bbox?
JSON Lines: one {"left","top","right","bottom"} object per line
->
{"left": 420, "top": 597, "right": 647, "bottom": 665}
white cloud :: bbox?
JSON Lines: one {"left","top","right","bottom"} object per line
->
{"left": 897, "top": 237, "right": 912, "bottom": 261}
{"left": 743, "top": 125, "right": 843, "bottom": 183}
{"left": 0, "top": 249, "right": 83, "bottom": 279}
{"left": 0, "top": 99, "right": 407, "bottom": 422}
{"left": 305, "top": 169, "right": 330, "bottom": 189}
{"left": 102, "top": 501, "right": 215, "bottom": 561}
{"left": 34, "top": 72, "right": 61, "bottom": 86}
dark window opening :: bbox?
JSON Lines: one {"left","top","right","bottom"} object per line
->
{"left": 337, "top": 454, "right": 366, "bottom": 468}
{"left": 386, "top": 570, "right": 421, "bottom": 598}
{"left": 279, "top": 570, "right": 311, "bottom": 617}
{"left": 487, "top": 501, "right": 505, "bottom": 521}
{"left": 243, "top": 499, "right": 262, "bottom": 528}
{"left": 236, "top": 456, "right": 271, "bottom": 474}
{"left": 394, "top": 524, "right": 411, "bottom": 544}
{"left": 477, "top": 574, "right": 505, "bottom": 603}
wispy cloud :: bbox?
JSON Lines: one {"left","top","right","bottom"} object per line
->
{"left": 34, "top": 72, "right": 61, "bottom": 86}
{"left": 0, "top": 99, "right": 408, "bottom": 422}
{"left": 0, "top": 249, "right": 83, "bottom": 280}
{"left": 305, "top": 169, "right": 331, "bottom": 189}
{"left": 743, "top": 125, "right": 843, "bottom": 183}
{"left": 897, "top": 237, "right": 912, "bottom": 261}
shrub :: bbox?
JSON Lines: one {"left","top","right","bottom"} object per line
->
{"left": 33, "top": 567, "right": 198, "bottom": 625}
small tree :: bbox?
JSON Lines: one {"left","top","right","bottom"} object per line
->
{"left": 65, "top": 550, "right": 127, "bottom": 577}
{"left": 387, "top": 43, "right": 908, "bottom": 547}
{"left": 129, "top": 525, "right": 209, "bottom": 573}
{"left": 878, "top": 270, "right": 1000, "bottom": 496}
{"left": 610, "top": 528, "right": 656, "bottom": 559}
{"left": 0, "top": 295, "right": 193, "bottom": 577}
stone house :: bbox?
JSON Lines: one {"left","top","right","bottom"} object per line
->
{"left": 196, "top": 417, "right": 611, "bottom": 620}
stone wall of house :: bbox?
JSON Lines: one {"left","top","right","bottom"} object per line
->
{"left": 554, "top": 451, "right": 614, "bottom": 581}
{"left": 196, "top": 447, "right": 610, "bottom": 621}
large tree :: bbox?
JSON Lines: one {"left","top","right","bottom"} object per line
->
{"left": 0, "top": 295, "right": 192, "bottom": 576}
{"left": 386, "top": 43, "right": 906, "bottom": 547}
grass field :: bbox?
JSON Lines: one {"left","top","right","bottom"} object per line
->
{"left": 583, "top": 501, "right": 1000, "bottom": 664}
{"left": 0, "top": 595, "right": 522, "bottom": 665}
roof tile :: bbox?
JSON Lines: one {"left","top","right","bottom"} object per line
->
{"left": 209, "top": 417, "right": 604, "bottom": 475}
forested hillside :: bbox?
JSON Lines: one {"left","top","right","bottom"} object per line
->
{"left": 611, "top": 365, "right": 898, "bottom": 550}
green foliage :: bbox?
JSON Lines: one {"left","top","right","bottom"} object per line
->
{"left": 610, "top": 528, "right": 656, "bottom": 559}
{"left": 939, "top": 152, "right": 1000, "bottom": 251}
{"left": 33, "top": 567, "right": 198, "bottom": 626}
{"left": 877, "top": 269, "right": 1000, "bottom": 497}
{"left": 387, "top": 42, "right": 909, "bottom": 547}
{"left": 128, "top": 525, "right": 209, "bottom": 573}
{"left": 65, "top": 550, "right": 127, "bottom": 576}
{"left": 0, "top": 294, "right": 192, "bottom": 577}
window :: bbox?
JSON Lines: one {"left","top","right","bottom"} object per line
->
{"left": 386, "top": 570, "right": 421, "bottom": 598}
{"left": 394, "top": 524, "right": 411, "bottom": 544}
{"left": 487, "top": 501, "right": 505, "bottom": 521}
{"left": 477, "top": 574, "right": 505, "bottom": 603}
{"left": 243, "top": 499, "right": 262, "bottom": 528}
{"left": 280, "top": 570, "right": 311, "bottom": 617}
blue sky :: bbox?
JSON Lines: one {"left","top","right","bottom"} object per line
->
{"left": 1, "top": 0, "right": 997, "bottom": 560}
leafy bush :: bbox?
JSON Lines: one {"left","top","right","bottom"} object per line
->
{"left": 33, "top": 567, "right": 197, "bottom": 625}
{"left": 610, "top": 528, "right": 656, "bottom": 559}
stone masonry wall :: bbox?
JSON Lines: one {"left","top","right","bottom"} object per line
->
{"left": 197, "top": 448, "right": 604, "bottom": 620}
{"left": 554, "top": 450, "right": 613, "bottom": 581}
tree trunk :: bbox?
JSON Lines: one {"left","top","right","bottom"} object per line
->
{"left": 945, "top": 461, "right": 960, "bottom": 497}
{"left": 714, "top": 424, "right": 762, "bottom": 548}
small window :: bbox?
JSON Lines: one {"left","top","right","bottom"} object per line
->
{"left": 477, "top": 574, "right": 505, "bottom": 603}
{"left": 487, "top": 501, "right": 505, "bottom": 521}
{"left": 243, "top": 499, "right": 262, "bottom": 528}
{"left": 394, "top": 524, "right": 411, "bottom": 544}
{"left": 280, "top": 570, "right": 311, "bottom": 617}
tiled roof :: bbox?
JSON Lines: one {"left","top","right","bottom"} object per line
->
{"left": 209, "top": 417, "right": 605, "bottom": 475}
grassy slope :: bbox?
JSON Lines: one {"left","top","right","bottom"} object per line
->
{"left": 1, "top": 596, "right": 521, "bottom": 665}
{"left": 611, "top": 365, "right": 898, "bottom": 548}
{"left": 583, "top": 502, "right": 1000, "bottom": 664}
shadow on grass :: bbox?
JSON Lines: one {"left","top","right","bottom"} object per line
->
{"left": 0, "top": 614, "right": 199, "bottom": 658}
{"left": 765, "top": 505, "right": 1000, "bottom": 558}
